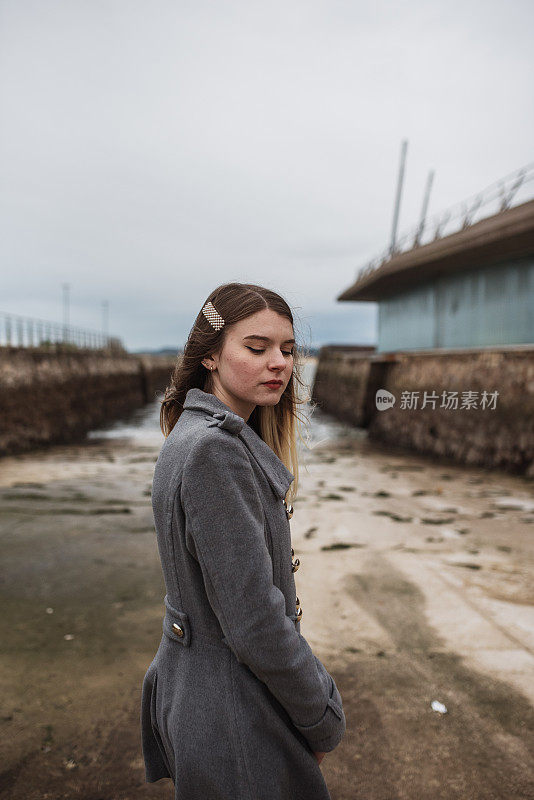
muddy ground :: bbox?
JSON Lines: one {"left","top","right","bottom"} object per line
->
{"left": 0, "top": 429, "right": 533, "bottom": 799}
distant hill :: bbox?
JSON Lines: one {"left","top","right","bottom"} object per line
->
{"left": 130, "top": 347, "right": 182, "bottom": 356}
{"left": 130, "top": 345, "right": 324, "bottom": 357}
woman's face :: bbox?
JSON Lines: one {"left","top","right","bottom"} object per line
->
{"left": 206, "top": 308, "right": 295, "bottom": 421}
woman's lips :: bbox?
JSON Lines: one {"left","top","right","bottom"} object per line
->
{"left": 263, "top": 381, "right": 282, "bottom": 388}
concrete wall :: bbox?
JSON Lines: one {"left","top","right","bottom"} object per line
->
{"left": 312, "top": 344, "right": 534, "bottom": 475}
{"left": 312, "top": 345, "right": 378, "bottom": 427}
{"left": 0, "top": 348, "right": 176, "bottom": 456}
{"left": 378, "top": 255, "right": 534, "bottom": 352}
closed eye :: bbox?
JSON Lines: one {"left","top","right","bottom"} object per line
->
{"left": 246, "top": 346, "right": 294, "bottom": 356}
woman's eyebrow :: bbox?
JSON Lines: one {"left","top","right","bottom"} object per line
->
{"left": 243, "top": 335, "right": 295, "bottom": 345}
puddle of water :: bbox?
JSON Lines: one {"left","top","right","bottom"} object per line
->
{"left": 86, "top": 360, "right": 367, "bottom": 453}
{"left": 493, "top": 497, "right": 534, "bottom": 513}
{"left": 87, "top": 394, "right": 165, "bottom": 447}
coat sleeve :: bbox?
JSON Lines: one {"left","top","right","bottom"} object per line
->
{"left": 180, "top": 430, "right": 346, "bottom": 753}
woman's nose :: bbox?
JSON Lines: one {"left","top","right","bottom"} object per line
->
{"left": 269, "top": 352, "right": 287, "bottom": 369}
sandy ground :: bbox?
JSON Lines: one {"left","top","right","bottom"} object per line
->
{"left": 0, "top": 429, "right": 533, "bottom": 800}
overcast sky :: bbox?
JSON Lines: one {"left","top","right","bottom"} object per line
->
{"left": 1, "top": 0, "right": 533, "bottom": 351}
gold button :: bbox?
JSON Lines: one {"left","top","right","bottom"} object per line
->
{"left": 296, "top": 606, "right": 303, "bottom": 621}
{"left": 283, "top": 499, "right": 294, "bottom": 519}
{"left": 172, "top": 622, "right": 184, "bottom": 637}
{"left": 296, "top": 595, "right": 300, "bottom": 608}
{"left": 291, "top": 558, "right": 300, "bottom": 573}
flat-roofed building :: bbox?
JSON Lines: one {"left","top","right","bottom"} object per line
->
{"left": 338, "top": 198, "right": 534, "bottom": 352}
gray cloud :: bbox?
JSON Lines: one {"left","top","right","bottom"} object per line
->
{"left": 1, "top": 0, "right": 532, "bottom": 348}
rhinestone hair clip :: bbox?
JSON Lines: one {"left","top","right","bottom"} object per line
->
{"left": 202, "top": 301, "right": 225, "bottom": 331}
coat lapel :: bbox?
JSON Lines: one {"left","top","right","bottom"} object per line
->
{"left": 183, "top": 388, "right": 294, "bottom": 499}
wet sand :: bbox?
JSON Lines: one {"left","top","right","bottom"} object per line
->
{"left": 1, "top": 428, "right": 533, "bottom": 799}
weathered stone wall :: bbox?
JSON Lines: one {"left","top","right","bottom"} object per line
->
{"left": 0, "top": 348, "right": 177, "bottom": 456}
{"left": 312, "top": 346, "right": 377, "bottom": 426}
{"left": 312, "top": 344, "right": 534, "bottom": 475}
{"left": 137, "top": 354, "right": 178, "bottom": 404}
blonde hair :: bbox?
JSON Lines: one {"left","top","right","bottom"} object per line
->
{"left": 160, "top": 282, "right": 312, "bottom": 503}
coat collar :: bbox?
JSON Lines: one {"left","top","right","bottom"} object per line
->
{"left": 183, "top": 387, "right": 294, "bottom": 499}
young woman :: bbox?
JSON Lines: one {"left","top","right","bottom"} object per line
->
{"left": 140, "top": 283, "right": 346, "bottom": 800}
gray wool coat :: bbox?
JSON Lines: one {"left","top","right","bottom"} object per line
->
{"left": 140, "top": 387, "right": 346, "bottom": 800}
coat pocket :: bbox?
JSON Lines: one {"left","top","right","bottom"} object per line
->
{"left": 291, "top": 674, "right": 346, "bottom": 753}
{"left": 140, "top": 663, "right": 174, "bottom": 782}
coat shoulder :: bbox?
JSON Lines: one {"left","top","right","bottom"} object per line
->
{"left": 181, "top": 422, "right": 251, "bottom": 484}
{"left": 166, "top": 409, "right": 245, "bottom": 462}
{"left": 153, "top": 411, "right": 247, "bottom": 498}
{"left": 152, "top": 414, "right": 255, "bottom": 537}
{"left": 159, "top": 411, "right": 250, "bottom": 490}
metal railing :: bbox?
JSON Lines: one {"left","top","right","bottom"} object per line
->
{"left": 0, "top": 311, "right": 124, "bottom": 352}
{"left": 355, "top": 162, "right": 534, "bottom": 284}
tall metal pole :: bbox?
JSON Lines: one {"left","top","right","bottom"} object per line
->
{"left": 414, "top": 169, "right": 434, "bottom": 246}
{"left": 390, "top": 139, "right": 408, "bottom": 256}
